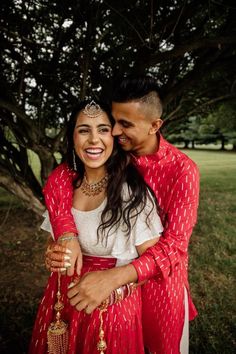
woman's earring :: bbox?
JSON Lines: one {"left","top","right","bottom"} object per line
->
{"left": 72, "top": 149, "right": 77, "bottom": 171}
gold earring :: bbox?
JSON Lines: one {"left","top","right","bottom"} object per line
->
{"left": 73, "top": 149, "right": 77, "bottom": 171}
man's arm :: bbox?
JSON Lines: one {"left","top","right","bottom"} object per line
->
{"left": 43, "top": 163, "right": 83, "bottom": 275}
{"left": 43, "top": 162, "right": 77, "bottom": 240}
{"left": 66, "top": 165, "right": 199, "bottom": 312}
{"left": 132, "top": 164, "right": 200, "bottom": 282}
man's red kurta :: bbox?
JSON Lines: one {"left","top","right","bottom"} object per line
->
{"left": 131, "top": 136, "right": 199, "bottom": 354}
{"left": 43, "top": 135, "right": 199, "bottom": 354}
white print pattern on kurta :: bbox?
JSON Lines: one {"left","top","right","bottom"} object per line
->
{"left": 30, "top": 257, "right": 145, "bottom": 354}
{"left": 37, "top": 135, "right": 199, "bottom": 354}
{"left": 131, "top": 136, "right": 199, "bottom": 353}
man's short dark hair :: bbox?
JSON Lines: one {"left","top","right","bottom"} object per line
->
{"left": 112, "top": 76, "right": 163, "bottom": 118}
{"left": 112, "top": 76, "right": 159, "bottom": 101}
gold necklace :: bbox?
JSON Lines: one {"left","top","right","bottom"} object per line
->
{"left": 80, "top": 173, "right": 108, "bottom": 196}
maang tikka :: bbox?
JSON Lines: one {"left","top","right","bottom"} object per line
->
{"left": 82, "top": 100, "right": 102, "bottom": 118}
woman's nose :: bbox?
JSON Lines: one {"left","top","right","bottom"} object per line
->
{"left": 89, "top": 131, "right": 99, "bottom": 143}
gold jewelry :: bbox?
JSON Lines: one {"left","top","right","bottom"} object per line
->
{"left": 80, "top": 173, "right": 108, "bottom": 196}
{"left": 58, "top": 235, "right": 79, "bottom": 242}
{"left": 96, "top": 283, "right": 136, "bottom": 353}
{"left": 47, "top": 273, "right": 69, "bottom": 354}
{"left": 72, "top": 149, "right": 77, "bottom": 170}
{"left": 97, "top": 307, "right": 107, "bottom": 353}
{"left": 83, "top": 100, "right": 103, "bottom": 118}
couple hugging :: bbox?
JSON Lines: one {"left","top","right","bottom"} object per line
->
{"left": 29, "top": 76, "right": 199, "bottom": 354}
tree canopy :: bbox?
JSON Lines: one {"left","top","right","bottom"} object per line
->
{"left": 1, "top": 0, "right": 236, "bottom": 212}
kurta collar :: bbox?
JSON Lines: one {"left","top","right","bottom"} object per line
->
{"left": 130, "top": 134, "right": 169, "bottom": 167}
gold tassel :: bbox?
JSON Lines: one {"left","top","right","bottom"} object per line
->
{"left": 47, "top": 272, "right": 69, "bottom": 354}
{"left": 97, "top": 302, "right": 108, "bottom": 354}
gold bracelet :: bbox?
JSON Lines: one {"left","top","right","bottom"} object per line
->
{"left": 58, "top": 235, "right": 78, "bottom": 242}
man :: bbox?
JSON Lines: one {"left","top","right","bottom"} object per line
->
{"left": 46, "top": 76, "right": 199, "bottom": 353}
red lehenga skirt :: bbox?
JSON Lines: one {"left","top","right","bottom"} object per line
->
{"left": 29, "top": 255, "right": 144, "bottom": 354}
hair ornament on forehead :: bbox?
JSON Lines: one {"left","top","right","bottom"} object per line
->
{"left": 82, "top": 100, "right": 102, "bottom": 118}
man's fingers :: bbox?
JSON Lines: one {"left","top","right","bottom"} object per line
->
{"left": 69, "top": 292, "right": 82, "bottom": 307}
{"left": 76, "top": 301, "right": 92, "bottom": 313}
{"left": 67, "top": 284, "right": 80, "bottom": 299}
{"left": 84, "top": 304, "right": 96, "bottom": 314}
{"left": 76, "top": 256, "right": 83, "bottom": 276}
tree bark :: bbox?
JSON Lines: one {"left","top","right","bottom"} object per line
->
{"left": 0, "top": 173, "right": 45, "bottom": 216}
{"left": 220, "top": 137, "right": 225, "bottom": 150}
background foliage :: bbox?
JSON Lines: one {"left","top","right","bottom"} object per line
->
{"left": 1, "top": 0, "right": 236, "bottom": 212}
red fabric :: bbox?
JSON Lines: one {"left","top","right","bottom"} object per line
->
{"left": 43, "top": 163, "right": 77, "bottom": 240}
{"left": 40, "top": 135, "right": 200, "bottom": 354}
{"left": 131, "top": 136, "right": 199, "bottom": 354}
{"left": 29, "top": 256, "right": 144, "bottom": 354}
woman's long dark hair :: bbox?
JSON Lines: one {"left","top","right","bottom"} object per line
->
{"left": 67, "top": 100, "right": 159, "bottom": 245}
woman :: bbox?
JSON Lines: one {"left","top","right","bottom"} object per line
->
{"left": 29, "top": 100, "right": 163, "bottom": 354}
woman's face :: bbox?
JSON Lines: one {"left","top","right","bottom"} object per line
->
{"left": 73, "top": 110, "right": 114, "bottom": 171}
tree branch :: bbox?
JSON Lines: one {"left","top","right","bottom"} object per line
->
{"left": 0, "top": 99, "right": 38, "bottom": 143}
{"left": 103, "top": 1, "right": 147, "bottom": 46}
{"left": 148, "top": 36, "right": 236, "bottom": 65}
{"left": 164, "top": 93, "right": 236, "bottom": 125}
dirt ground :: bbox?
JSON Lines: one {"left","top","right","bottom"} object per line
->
{"left": 0, "top": 207, "right": 48, "bottom": 354}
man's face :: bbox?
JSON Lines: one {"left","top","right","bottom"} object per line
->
{"left": 112, "top": 101, "right": 159, "bottom": 156}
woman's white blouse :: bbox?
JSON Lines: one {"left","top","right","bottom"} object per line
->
{"left": 41, "top": 184, "right": 163, "bottom": 265}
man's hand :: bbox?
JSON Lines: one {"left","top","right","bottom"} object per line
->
{"left": 45, "top": 235, "right": 82, "bottom": 276}
{"left": 67, "top": 264, "right": 138, "bottom": 314}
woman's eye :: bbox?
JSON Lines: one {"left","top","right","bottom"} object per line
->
{"left": 78, "top": 129, "right": 89, "bottom": 134}
{"left": 99, "top": 128, "right": 111, "bottom": 133}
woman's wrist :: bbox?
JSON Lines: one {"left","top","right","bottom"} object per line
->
{"left": 58, "top": 233, "right": 79, "bottom": 243}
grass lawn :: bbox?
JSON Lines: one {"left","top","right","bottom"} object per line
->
{"left": 0, "top": 149, "right": 235, "bottom": 353}
{"left": 183, "top": 149, "right": 236, "bottom": 353}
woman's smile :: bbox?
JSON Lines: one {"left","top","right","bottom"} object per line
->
{"left": 84, "top": 147, "right": 105, "bottom": 160}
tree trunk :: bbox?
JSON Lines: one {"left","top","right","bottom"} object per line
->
{"left": 0, "top": 173, "right": 45, "bottom": 215}
{"left": 184, "top": 140, "right": 189, "bottom": 148}
{"left": 220, "top": 136, "right": 225, "bottom": 150}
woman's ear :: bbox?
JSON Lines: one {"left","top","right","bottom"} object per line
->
{"left": 149, "top": 119, "right": 163, "bottom": 135}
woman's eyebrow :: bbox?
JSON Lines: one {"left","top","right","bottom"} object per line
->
{"left": 97, "top": 124, "right": 112, "bottom": 127}
{"left": 76, "top": 124, "right": 90, "bottom": 128}
{"left": 75, "top": 123, "right": 112, "bottom": 128}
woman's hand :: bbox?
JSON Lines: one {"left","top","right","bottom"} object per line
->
{"left": 45, "top": 234, "right": 83, "bottom": 276}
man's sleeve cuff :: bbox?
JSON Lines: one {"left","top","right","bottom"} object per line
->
{"left": 131, "top": 254, "right": 157, "bottom": 283}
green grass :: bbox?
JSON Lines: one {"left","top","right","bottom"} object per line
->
{"left": 182, "top": 149, "right": 236, "bottom": 353}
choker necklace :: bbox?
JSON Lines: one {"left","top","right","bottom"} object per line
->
{"left": 80, "top": 173, "right": 108, "bottom": 196}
